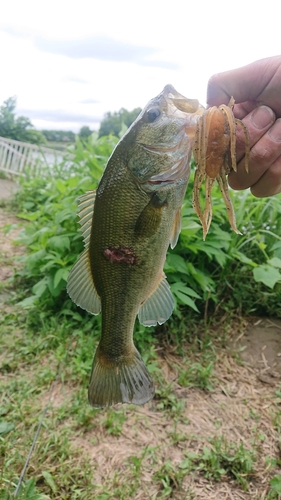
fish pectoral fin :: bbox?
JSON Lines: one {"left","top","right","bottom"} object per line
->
{"left": 169, "top": 208, "right": 182, "bottom": 249}
{"left": 88, "top": 346, "right": 155, "bottom": 408}
{"left": 66, "top": 249, "right": 101, "bottom": 315}
{"left": 138, "top": 274, "right": 174, "bottom": 327}
{"left": 77, "top": 190, "right": 96, "bottom": 248}
{"left": 134, "top": 192, "right": 166, "bottom": 238}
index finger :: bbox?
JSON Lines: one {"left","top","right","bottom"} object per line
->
{"left": 207, "top": 66, "right": 262, "bottom": 106}
{"left": 207, "top": 56, "right": 281, "bottom": 114}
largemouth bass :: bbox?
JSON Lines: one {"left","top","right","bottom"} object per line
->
{"left": 67, "top": 85, "right": 200, "bottom": 408}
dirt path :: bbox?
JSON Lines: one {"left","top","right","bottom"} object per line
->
{"left": 0, "top": 179, "right": 24, "bottom": 308}
{"left": 0, "top": 178, "right": 19, "bottom": 200}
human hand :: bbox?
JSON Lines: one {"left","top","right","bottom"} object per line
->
{"left": 207, "top": 56, "right": 281, "bottom": 197}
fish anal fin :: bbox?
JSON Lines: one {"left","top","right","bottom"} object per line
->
{"left": 88, "top": 346, "right": 155, "bottom": 407}
{"left": 66, "top": 249, "right": 101, "bottom": 315}
{"left": 170, "top": 208, "right": 182, "bottom": 249}
{"left": 138, "top": 274, "right": 174, "bottom": 327}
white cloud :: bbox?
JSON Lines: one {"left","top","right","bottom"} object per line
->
{"left": 0, "top": 0, "right": 280, "bottom": 132}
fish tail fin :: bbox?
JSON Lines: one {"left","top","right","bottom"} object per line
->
{"left": 88, "top": 346, "right": 155, "bottom": 408}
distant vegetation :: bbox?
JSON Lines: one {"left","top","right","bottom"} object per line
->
{"left": 0, "top": 96, "right": 46, "bottom": 145}
{"left": 98, "top": 107, "right": 142, "bottom": 138}
{"left": 0, "top": 96, "right": 141, "bottom": 146}
{"left": 41, "top": 129, "right": 75, "bottom": 143}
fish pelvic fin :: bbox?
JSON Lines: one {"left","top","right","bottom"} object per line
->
{"left": 67, "top": 249, "right": 101, "bottom": 315}
{"left": 88, "top": 346, "right": 155, "bottom": 408}
{"left": 170, "top": 207, "right": 182, "bottom": 249}
{"left": 138, "top": 274, "right": 174, "bottom": 327}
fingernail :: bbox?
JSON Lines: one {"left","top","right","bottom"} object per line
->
{"left": 268, "top": 118, "right": 281, "bottom": 142}
{"left": 251, "top": 106, "right": 275, "bottom": 129}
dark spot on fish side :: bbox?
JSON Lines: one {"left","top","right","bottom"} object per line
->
{"left": 103, "top": 246, "right": 137, "bottom": 265}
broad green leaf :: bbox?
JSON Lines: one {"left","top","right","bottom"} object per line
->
{"left": 17, "top": 211, "right": 41, "bottom": 221}
{"left": 170, "top": 282, "right": 201, "bottom": 299}
{"left": 165, "top": 254, "right": 189, "bottom": 275}
{"left": 0, "top": 421, "right": 14, "bottom": 434}
{"left": 42, "top": 471, "right": 57, "bottom": 493}
{"left": 54, "top": 268, "right": 69, "bottom": 288}
{"left": 253, "top": 264, "right": 281, "bottom": 288}
{"left": 54, "top": 178, "right": 67, "bottom": 194}
{"left": 171, "top": 288, "right": 199, "bottom": 312}
{"left": 32, "top": 277, "right": 48, "bottom": 297}
{"left": 24, "top": 477, "right": 51, "bottom": 499}
{"left": 270, "top": 475, "right": 281, "bottom": 494}
{"left": 47, "top": 275, "right": 65, "bottom": 297}
{"left": 18, "top": 295, "right": 38, "bottom": 308}
{"left": 233, "top": 251, "right": 257, "bottom": 267}
{"left": 187, "top": 263, "right": 214, "bottom": 292}
{"left": 268, "top": 257, "right": 281, "bottom": 268}
{"left": 48, "top": 235, "right": 70, "bottom": 251}
{"left": 181, "top": 219, "right": 201, "bottom": 231}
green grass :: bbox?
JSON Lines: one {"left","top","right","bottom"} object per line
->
{"left": 182, "top": 437, "right": 256, "bottom": 489}
{"left": 2, "top": 136, "right": 281, "bottom": 498}
{"left": 2, "top": 295, "right": 281, "bottom": 498}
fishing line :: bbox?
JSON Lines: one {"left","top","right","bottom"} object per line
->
{"left": 13, "top": 361, "right": 63, "bottom": 498}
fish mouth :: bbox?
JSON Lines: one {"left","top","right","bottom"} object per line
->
{"left": 163, "top": 84, "right": 204, "bottom": 119}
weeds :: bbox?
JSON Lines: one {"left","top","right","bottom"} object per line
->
{"left": 155, "top": 384, "right": 186, "bottom": 418}
{"left": 177, "top": 361, "right": 215, "bottom": 391}
{"left": 267, "top": 474, "right": 281, "bottom": 499}
{"left": 182, "top": 437, "right": 256, "bottom": 489}
{"left": 154, "top": 460, "right": 186, "bottom": 498}
{"left": 102, "top": 408, "right": 126, "bottom": 436}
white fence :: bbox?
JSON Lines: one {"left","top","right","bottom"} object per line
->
{"left": 0, "top": 136, "right": 63, "bottom": 177}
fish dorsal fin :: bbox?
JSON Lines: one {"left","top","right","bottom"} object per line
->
{"left": 67, "top": 249, "right": 101, "bottom": 315}
{"left": 138, "top": 274, "right": 174, "bottom": 327}
{"left": 77, "top": 190, "right": 96, "bottom": 248}
{"left": 67, "top": 191, "right": 100, "bottom": 314}
{"left": 170, "top": 208, "right": 182, "bottom": 249}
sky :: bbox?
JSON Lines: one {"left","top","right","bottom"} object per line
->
{"left": 0, "top": 0, "right": 280, "bottom": 133}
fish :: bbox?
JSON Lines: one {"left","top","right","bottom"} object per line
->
{"left": 67, "top": 85, "right": 200, "bottom": 408}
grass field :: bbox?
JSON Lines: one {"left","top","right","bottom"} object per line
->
{"left": 1, "top": 206, "right": 281, "bottom": 499}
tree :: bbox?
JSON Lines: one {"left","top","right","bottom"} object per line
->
{"left": 41, "top": 130, "right": 75, "bottom": 143}
{"left": 0, "top": 96, "right": 46, "bottom": 145}
{"left": 79, "top": 125, "right": 92, "bottom": 140}
{"left": 98, "top": 107, "right": 142, "bottom": 138}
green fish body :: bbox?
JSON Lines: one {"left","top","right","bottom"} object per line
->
{"left": 67, "top": 85, "right": 200, "bottom": 407}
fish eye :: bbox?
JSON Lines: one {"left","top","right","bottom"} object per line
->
{"left": 146, "top": 107, "right": 161, "bottom": 122}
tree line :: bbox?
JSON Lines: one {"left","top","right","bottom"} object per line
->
{"left": 0, "top": 96, "right": 141, "bottom": 145}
